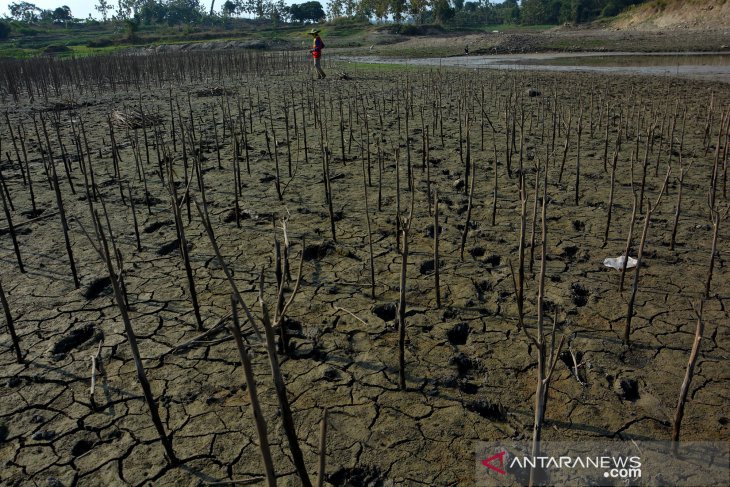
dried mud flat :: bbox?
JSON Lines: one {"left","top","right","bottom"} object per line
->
{"left": 0, "top": 55, "right": 729, "bottom": 486}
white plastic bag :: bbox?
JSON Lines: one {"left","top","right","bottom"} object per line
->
{"left": 603, "top": 255, "right": 637, "bottom": 271}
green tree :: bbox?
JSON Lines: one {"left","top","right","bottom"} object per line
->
{"left": 95, "top": 0, "right": 113, "bottom": 20}
{"left": 52, "top": 5, "right": 73, "bottom": 25}
{"left": 391, "top": 0, "right": 406, "bottom": 22}
{"left": 432, "top": 0, "right": 454, "bottom": 24}
{"left": 221, "top": 0, "right": 236, "bottom": 15}
{"left": 408, "top": 0, "right": 428, "bottom": 24}
{"left": 343, "top": 0, "right": 356, "bottom": 16}
{"left": 0, "top": 20, "right": 11, "bottom": 39}
{"left": 166, "top": 0, "right": 204, "bottom": 24}
{"left": 521, "top": 0, "right": 546, "bottom": 25}
{"left": 372, "top": 0, "right": 390, "bottom": 21}
{"left": 289, "top": 1, "right": 326, "bottom": 22}
{"left": 495, "top": 0, "right": 519, "bottom": 24}
{"left": 8, "top": 2, "right": 40, "bottom": 22}
{"left": 123, "top": 17, "right": 139, "bottom": 40}
{"left": 326, "top": 0, "right": 343, "bottom": 18}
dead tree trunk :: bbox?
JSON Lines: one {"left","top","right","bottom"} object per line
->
{"left": 0, "top": 278, "right": 23, "bottom": 363}
{"left": 91, "top": 211, "right": 177, "bottom": 466}
{"left": 230, "top": 296, "right": 276, "bottom": 487}
{"left": 672, "top": 301, "right": 704, "bottom": 453}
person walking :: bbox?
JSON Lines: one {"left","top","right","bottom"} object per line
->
{"left": 309, "top": 29, "right": 326, "bottom": 79}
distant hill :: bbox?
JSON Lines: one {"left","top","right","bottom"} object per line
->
{"left": 612, "top": 0, "right": 730, "bottom": 30}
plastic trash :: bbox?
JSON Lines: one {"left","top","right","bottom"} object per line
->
{"left": 603, "top": 255, "right": 637, "bottom": 271}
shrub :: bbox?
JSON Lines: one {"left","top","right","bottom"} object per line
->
{"left": 394, "top": 23, "right": 444, "bottom": 36}
{"left": 43, "top": 45, "right": 71, "bottom": 54}
{"left": 18, "top": 27, "right": 39, "bottom": 36}
{"left": 87, "top": 38, "right": 114, "bottom": 48}
{"left": 0, "top": 21, "right": 10, "bottom": 40}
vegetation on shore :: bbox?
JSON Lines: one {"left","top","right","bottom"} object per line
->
{"left": 0, "top": 0, "right": 660, "bottom": 59}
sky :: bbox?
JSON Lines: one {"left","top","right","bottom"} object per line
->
{"left": 0, "top": 1, "right": 303, "bottom": 20}
{"left": 3, "top": 1, "right": 105, "bottom": 19}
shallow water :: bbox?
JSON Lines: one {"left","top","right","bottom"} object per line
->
{"left": 341, "top": 52, "right": 730, "bottom": 82}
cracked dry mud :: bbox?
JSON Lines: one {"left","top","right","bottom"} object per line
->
{"left": 0, "top": 58, "right": 729, "bottom": 486}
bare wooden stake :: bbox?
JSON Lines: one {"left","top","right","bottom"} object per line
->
{"left": 362, "top": 155, "right": 375, "bottom": 299}
{"left": 0, "top": 278, "right": 23, "bottom": 363}
{"left": 516, "top": 174, "right": 527, "bottom": 330}
{"left": 434, "top": 189, "right": 441, "bottom": 309}
{"left": 194, "top": 198, "right": 261, "bottom": 339}
{"left": 0, "top": 182, "right": 24, "bottom": 273}
{"left": 704, "top": 206, "right": 728, "bottom": 299}
{"left": 398, "top": 224, "right": 410, "bottom": 391}
{"left": 89, "top": 339, "right": 102, "bottom": 406}
{"left": 603, "top": 127, "right": 623, "bottom": 247}
{"left": 672, "top": 300, "right": 704, "bottom": 453}
{"left": 128, "top": 183, "right": 142, "bottom": 251}
{"left": 90, "top": 210, "right": 177, "bottom": 466}
{"left": 624, "top": 169, "right": 671, "bottom": 345}
{"left": 459, "top": 145, "right": 477, "bottom": 261}
{"left": 258, "top": 272, "right": 312, "bottom": 487}
{"left": 230, "top": 296, "right": 277, "bottom": 487}
{"left": 316, "top": 408, "right": 328, "bottom": 487}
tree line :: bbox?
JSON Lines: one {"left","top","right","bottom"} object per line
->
{"left": 1, "top": 0, "right": 651, "bottom": 33}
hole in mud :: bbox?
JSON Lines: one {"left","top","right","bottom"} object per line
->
{"left": 260, "top": 174, "right": 276, "bottom": 183}
{"left": 223, "top": 207, "right": 265, "bottom": 223}
{"left": 497, "top": 290, "right": 511, "bottom": 303}
{"left": 46, "top": 477, "right": 63, "bottom": 487}
{"left": 447, "top": 323, "right": 470, "bottom": 346}
{"left": 328, "top": 466, "right": 386, "bottom": 487}
{"left": 322, "top": 367, "right": 339, "bottom": 382}
{"left": 303, "top": 241, "right": 335, "bottom": 260}
{"left": 449, "top": 352, "right": 473, "bottom": 375}
{"left": 572, "top": 220, "right": 585, "bottom": 231}
{"left": 21, "top": 208, "right": 45, "bottom": 219}
{"left": 562, "top": 245, "right": 579, "bottom": 260}
{"left": 424, "top": 224, "right": 443, "bottom": 238}
{"left": 437, "top": 375, "right": 459, "bottom": 389}
{"left": 318, "top": 210, "right": 345, "bottom": 222}
{"left": 420, "top": 259, "right": 435, "bottom": 275}
{"left": 459, "top": 382, "right": 479, "bottom": 394}
{"left": 195, "top": 87, "right": 234, "bottom": 97}
{"left": 32, "top": 430, "right": 55, "bottom": 441}
{"left": 441, "top": 308, "right": 458, "bottom": 320}
{"left": 372, "top": 302, "right": 396, "bottom": 322}
{"left": 83, "top": 277, "right": 111, "bottom": 300}
{"left": 570, "top": 283, "right": 590, "bottom": 307}
{"left": 71, "top": 439, "right": 93, "bottom": 457}
{"left": 466, "top": 400, "right": 506, "bottom": 421}
{"left": 559, "top": 350, "right": 583, "bottom": 372}
{"left": 484, "top": 254, "right": 501, "bottom": 266}
{"left": 132, "top": 193, "right": 162, "bottom": 207}
{"left": 0, "top": 226, "right": 31, "bottom": 237}
{"left": 719, "top": 417, "right": 728, "bottom": 426}
{"left": 470, "top": 246, "right": 486, "bottom": 258}
{"left": 157, "top": 239, "right": 192, "bottom": 256}
{"left": 52, "top": 324, "right": 96, "bottom": 355}
{"left": 619, "top": 378, "right": 640, "bottom": 402}
{"left": 474, "top": 280, "right": 493, "bottom": 294}
{"left": 284, "top": 318, "right": 303, "bottom": 336}
{"left": 143, "top": 220, "right": 172, "bottom": 233}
